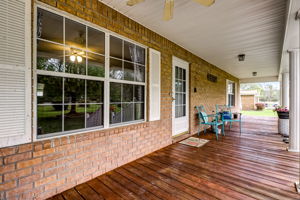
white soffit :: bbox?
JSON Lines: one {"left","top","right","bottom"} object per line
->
{"left": 100, "top": 0, "right": 286, "bottom": 79}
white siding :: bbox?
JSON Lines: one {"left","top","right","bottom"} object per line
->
{"left": 0, "top": 0, "right": 31, "bottom": 147}
{"left": 149, "top": 48, "right": 161, "bottom": 121}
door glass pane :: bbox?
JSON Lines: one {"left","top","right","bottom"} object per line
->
{"left": 110, "top": 36, "right": 122, "bottom": 59}
{"left": 64, "top": 78, "right": 85, "bottom": 104}
{"left": 37, "top": 40, "right": 64, "bottom": 72}
{"left": 110, "top": 58, "right": 123, "bottom": 80}
{"left": 86, "top": 104, "right": 103, "bottom": 127}
{"left": 87, "top": 53, "right": 105, "bottom": 77}
{"left": 37, "top": 8, "right": 63, "bottom": 43}
{"left": 37, "top": 105, "right": 62, "bottom": 135}
{"left": 64, "top": 104, "right": 85, "bottom": 131}
{"left": 175, "top": 66, "right": 187, "bottom": 118}
{"left": 88, "top": 27, "right": 105, "bottom": 54}
{"left": 37, "top": 75, "right": 63, "bottom": 104}
{"left": 110, "top": 104, "right": 121, "bottom": 124}
{"left": 124, "top": 61, "right": 135, "bottom": 81}
{"left": 65, "top": 18, "right": 86, "bottom": 49}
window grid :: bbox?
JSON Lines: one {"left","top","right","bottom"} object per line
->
{"left": 36, "top": 7, "right": 146, "bottom": 138}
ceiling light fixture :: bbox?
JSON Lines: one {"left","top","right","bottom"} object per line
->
{"left": 70, "top": 53, "right": 83, "bottom": 63}
{"left": 252, "top": 72, "right": 257, "bottom": 76}
{"left": 70, "top": 55, "right": 76, "bottom": 62}
{"left": 238, "top": 54, "right": 245, "bottom": 61}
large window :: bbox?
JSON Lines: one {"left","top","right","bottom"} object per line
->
{"left": 36, "top": 8, "right": 146, "bottom": 137}
{"left": 109, "top": 36, "right": 145, "bottom": 125}
{"left": 227, "top": 80, "right": 235, "bottom": 107}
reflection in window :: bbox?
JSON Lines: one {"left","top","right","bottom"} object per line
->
{"left": 65, "top": 18, "right": 86, "bottom": 49}
{"left": 65, "top": 48, "right": 86, "bottom": 75}
{"left": 37, "top": 8, "right": 63, "bottom": 43}
{"left": 110, "top": 36, "right": 122, "bottom": 59}
{"left": 87, "top": 80, "right": 103, "bottom": 103}
{"left": 87, "top": 104, "right": 103, "bottom": 127}
{"left": 37, "top": 40, "right": 64, "bottom": 72}
{"left": 124, "top": 62, "right": 135, "bottom": 81}
{"left": 64, "top": 104, "right": 85, "bottom": 131}
{"left": 88, "top": 27, "right": 105, "bottom": 54}
{"left": 110, "top": 58, "right": 123, "bottom": 80}
{"left": 110, "top": 104, "right": 121, "bottom": 124}
{"left": 87, "top": 53, "right": 105, "bottom": 77}
{"left": 122, "top": 103, "right": 134, "bottom": 122}
{"left": 64, "top": 78, "right": 85, "bottom": 104}
{"left": 37, "top": 105, "right": 63, "bottom": 135}
{"left": 37, "top": 75, "right": 63, "bottom": 104}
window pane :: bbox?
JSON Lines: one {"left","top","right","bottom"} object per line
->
{"left": 110, "top": 36, "right": 122, "bottom": 59}
{"left": 123, "top": 84, "right": 133, "bottom": 102}
{"left": 182, "top": 69, "right": 186, "bottom": 81}
{"left": 134, "top": 85, "right": 144, "bottom": 102}
{"left": 88, "top": 27, "right": 105, "bottom": 54}
{"left": 65, "top": 48, "right": 86, "bottom": 75}
{"left": 110, "top": 82, "right": 121, "bottom": 102}
{"left": 65, "top": 18, "right": 86, "bottom": 49}
{"left": 110, "top": 58, "right": 123, "bottom": 80}
{"left": 87, "top": 80, "right": 103, "bottom": 103}
{"left": 124, "top": 41, "right": 135, "bottom": 62}
{"left": 64, "top": 104, "right": 85, "bottom": 131}
{"left": 124, "top": 61, "right": 134, "bottom": 81}
{"left": 110, "top": 104, "right": 121, "bottom": 124}
{"left": 37, "top": 105, "right": 62, "bottom": 135}
{"left": 135, "top": 103, "right": 144, "bottom": 120}
{"left": 37, "top": 8, "right": 63, "bottom": 43}
{"left": 64, "top": 78, "right": 85, "bottom": 104}
{"left": 86, "top": 104, "right": 103, "bottom": 127}
{"left": 37, "top": 40, "right": 64, "bottom": 72}
{"left": 136, "top": 45, "right": 145, "bottom": 65}
{"left": 175, "top": 67, "right": 179, "bottom": 79}
{"left": 87, "top": 53, "right": 105, "bottom": 77}
{"left": 135, "top": 65, "right": 145, "bottom": 82}
{"left": 122, "top": 103, "right": 134, "bottom": 122}
{"left": 37, "top": 75, "right": 62, "bottom": 104}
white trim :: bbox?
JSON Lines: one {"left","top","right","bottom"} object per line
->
{"left": 172, "top": 56, "right": 189, "bottom": 136}
{"left": 33, "top": 4, "right": 148, "bottom": 141}
{"left": 149, "top": 48, "right": 161, "bottom": 121}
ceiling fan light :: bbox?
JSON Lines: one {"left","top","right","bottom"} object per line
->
{"left": 70, "top": 55, "right": 76, "bottom": 62}
{"left": 77, "top": 55, "right": 83, "bottom": 63}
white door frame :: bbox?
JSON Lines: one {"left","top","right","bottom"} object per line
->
{"left": 172, "top": 56, "right": 189, "bottom": 136}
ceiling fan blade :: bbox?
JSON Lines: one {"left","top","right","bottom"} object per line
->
{"left": 126, "top": 0, "right": 145, "bottom": 6}
{"left": 193, "top": 0, "right": 215, "bottom": 7}
{"left": 163, "top": 0, "right": 174, "bottom": 21}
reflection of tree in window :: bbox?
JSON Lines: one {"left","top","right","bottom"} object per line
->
{"left": 64, "top": 78, "right": 85, "bottom": 115}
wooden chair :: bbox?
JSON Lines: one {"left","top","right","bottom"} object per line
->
{"left": 216, "top": 104, "right": 242, "bottom": 134}
{"left": 195, "top": 105, "right": 224, "bottom": 140}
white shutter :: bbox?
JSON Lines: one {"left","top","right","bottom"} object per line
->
{"left": 0, "top": 0, "right": 31, "bottom": 147}
{"left": 149, "top": 48, "right": 161, "bottom": 121}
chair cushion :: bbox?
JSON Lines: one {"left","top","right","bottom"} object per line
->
{"left": 222, "top": 111, "right": 232, "bottom": 120}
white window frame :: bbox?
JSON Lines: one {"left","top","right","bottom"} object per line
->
{"left": 33, "top": 2, "right": 147, "bottom": 141}
{"left": 226, "top": 79, "right": 237, "bottom": 107}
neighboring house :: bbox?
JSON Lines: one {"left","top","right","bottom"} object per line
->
{"left": 241, "top": 90, "right": 259, "bottom": 110}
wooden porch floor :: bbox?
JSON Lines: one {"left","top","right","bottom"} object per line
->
{"left": 48, "top": 116, "right": 300, "bottom": 200}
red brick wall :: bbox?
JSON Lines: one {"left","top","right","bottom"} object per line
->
{"left": 0, "top": 0, "right": 238, "bottom": 199}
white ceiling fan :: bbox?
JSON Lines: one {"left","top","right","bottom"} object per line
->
{"left": 126, "top": 0, "right": 215, "bottom": 21}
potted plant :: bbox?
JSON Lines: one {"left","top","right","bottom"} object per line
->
{"left": 274, "top": 106, "right": 289, "bottom": 119}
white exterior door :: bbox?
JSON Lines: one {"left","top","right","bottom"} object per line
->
{"left": 172, "top": 57, "right": 189, "bottom": 136}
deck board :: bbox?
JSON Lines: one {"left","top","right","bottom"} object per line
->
{"left": 48, "top": 116, "right": 300, "bottom": 200}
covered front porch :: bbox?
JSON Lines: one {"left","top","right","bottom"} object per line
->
{"left": 48, "top": 116, "right": 299, "bottom": 200}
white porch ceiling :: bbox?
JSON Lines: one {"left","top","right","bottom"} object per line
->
{"left": 100, "top": 0, "right": 287, "bottom": 79}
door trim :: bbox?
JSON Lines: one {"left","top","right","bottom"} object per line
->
{"left": 172, "top": 56, "right": 189, "bottom": 137}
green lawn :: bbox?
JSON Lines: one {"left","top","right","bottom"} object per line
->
{"left": 241, "top": 109, "right": 277, "bottom": 117}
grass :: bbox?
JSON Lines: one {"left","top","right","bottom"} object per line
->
{"left": 241, "top": 109, "right": 277, "bottom": 117}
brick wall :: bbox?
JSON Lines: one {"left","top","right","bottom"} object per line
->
{"left": 0, "top": 0, "right": 238, "bottom": 199}
{"left": 241, "top": 95, "right": 256, "bottom": 110}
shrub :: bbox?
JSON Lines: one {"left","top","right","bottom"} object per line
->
{"left": 255, "top": 103, "right": 265, "bottom": 110}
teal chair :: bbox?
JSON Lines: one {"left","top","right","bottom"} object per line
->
{"left": 195, "top": 105, "right": 224, "bottom": 140}
{"left": 216, "top": 104, "right": 242, "bottom": 134}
